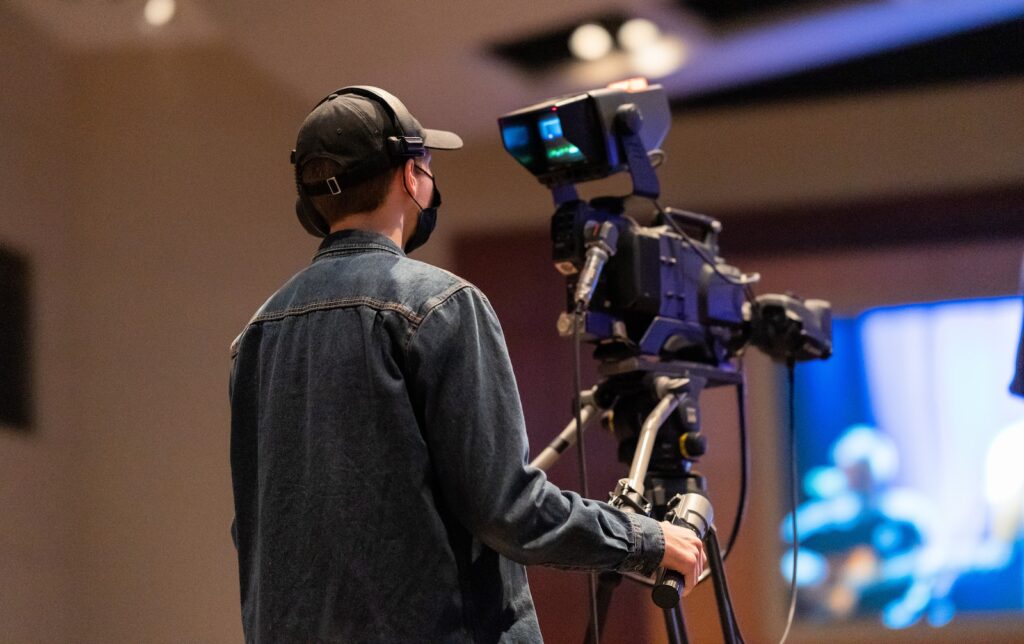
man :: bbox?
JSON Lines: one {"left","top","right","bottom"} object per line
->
{"left": 229, "top": 86, "right": 705, "bottom": 643}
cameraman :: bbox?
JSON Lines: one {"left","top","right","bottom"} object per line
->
{"left": 228, "top": 86, "right": 705, "bottom": 643}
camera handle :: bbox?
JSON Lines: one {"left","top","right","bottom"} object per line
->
{"left": 614, "top": 103, "right": 660, "bottom": 199}
{"left": 654, "top": 492, "right": 741, "bottom": 644}
{"left": 652, "top": 492, "right": 713, "bottom": 607}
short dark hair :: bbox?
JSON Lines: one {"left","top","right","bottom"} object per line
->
{"left": 301, "top": 158, "right": 399, "bottom": 224}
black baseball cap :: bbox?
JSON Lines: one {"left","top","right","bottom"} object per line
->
{"left": 293, "top": 86, "right": 463, "bottom": 184}
{"left": 290, "top": 86, "right": 463, "bottom": 237}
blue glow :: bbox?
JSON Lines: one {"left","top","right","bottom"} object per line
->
{"left": 780, "top": 548, "right": 829, "bottom": 587}
{"left": 804, "top": 466, "right": 847, "bottom": 499}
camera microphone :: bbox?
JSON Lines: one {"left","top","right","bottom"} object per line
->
{"left": 574, "top": 220, "right": 619, "bottom": 312}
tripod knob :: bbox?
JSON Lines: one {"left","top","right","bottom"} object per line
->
{"left": 679, "top": 432, "right": 706, "bottom": 459}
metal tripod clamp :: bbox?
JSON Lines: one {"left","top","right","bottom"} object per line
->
{"left": 609, "top": 479, "right": 652, "bottom": 515}
{"left": 652, "top": 493, "right": 714, "bottom": 608}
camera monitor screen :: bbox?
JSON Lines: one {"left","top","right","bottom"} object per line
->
{"left": 537, "top": 114, "right": 585, "bottom": 164}
{"left": 781, "top": 296, "right": 1024, "bottom": 629}
{"left": 500, "top": 109, "right": 588, "bottom": 180}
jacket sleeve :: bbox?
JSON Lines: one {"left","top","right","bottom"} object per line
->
{"left": 407, "top": 285, "right": 664, "bottom": 575}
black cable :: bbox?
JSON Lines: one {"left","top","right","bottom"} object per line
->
{"left": 645, "top": 199, "right": 753, "bottom": 567}
{"left": 573, "top": 307, "right": 601, "bottom": 644}
{"left": 721, "top": 376, "right": 750, "bottom": 560}
{"left": 778, "top": 358, "right": 799, "bottom": 644}
{"left": 644, "top": 200, "right": 754, "bottom": 612}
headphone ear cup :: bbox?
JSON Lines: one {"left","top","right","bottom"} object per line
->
{"left": 293, "top": 153, "right": 329, "bottom": 237}
{"left": 295, "top": 195, "right": 329, "bottom": 237}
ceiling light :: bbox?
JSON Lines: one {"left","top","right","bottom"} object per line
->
{"left": 631, "top": 38, "right": 690, "bottom": 79}
{"left": 617, "top": 19, "right": 660, "bottom": 52}
{"left": 569, "top": 23, "right": 614, "bottom": 61}
{"left": 144, "top": 0, "right": 176, "bottom": 27}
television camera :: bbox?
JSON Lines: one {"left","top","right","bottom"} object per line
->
{"left": 499, "top": 79, "right": 832, "bottom": 644}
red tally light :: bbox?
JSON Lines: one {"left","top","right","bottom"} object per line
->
{"left": 607, "top": 77, "right": 649, "bottom": 93}
{"left": 551, "top": 106, "right": 557, "bottom": 111}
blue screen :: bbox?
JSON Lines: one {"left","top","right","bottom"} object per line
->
{"left": 501, "top": 124, "right": 529, "bottom": 150}
{"left": 781, "top": 296, "right": 1024, "bottom": 628}
{"left": 537, "top": 113, "right": 584, "bottom": 164}
{"left": 538, "top": 115, "right": 563, "bottom": 140}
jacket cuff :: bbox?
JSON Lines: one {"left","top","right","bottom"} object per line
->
{"left": 616, "top": 512, "right": 665, "bottom": 577}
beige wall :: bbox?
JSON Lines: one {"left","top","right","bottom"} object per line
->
{"left": 1, "top": 7, "right": 1022, "bottom": 640}
{"left": 0, "top": 12, "right": 79, "bottom": 644}
{"left": 64, "top": 47, "right": 312, "bottom": 643}
{"left": 437, "top": 77, "right": 1024, "bottom": 235}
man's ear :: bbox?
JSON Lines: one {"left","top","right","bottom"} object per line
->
{"left": 401, "top": 158, "right": 418, "bottom": 194}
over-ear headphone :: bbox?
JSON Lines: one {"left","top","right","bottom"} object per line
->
{"left": 291, "top": 85, "right": 427, "bottom": 237}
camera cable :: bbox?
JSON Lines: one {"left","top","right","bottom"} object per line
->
{"left": 573, "top": 305, "right": 602, "bottom": 644}
{"left": 721, "top": 374, "right": 750, "bottom": 562}
{"left": 778, "top": 358, "right": 799, "bottom": 644}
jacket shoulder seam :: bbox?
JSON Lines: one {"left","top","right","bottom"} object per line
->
{"left": 403, "top": 283, "right": 474, "bottom": 353}
{"left": 252, "top": 296, "right": 424, "bottom": 326}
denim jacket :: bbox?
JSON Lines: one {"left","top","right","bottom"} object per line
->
{"left": 229, "top": 229, "right": 664, "bottom": 643}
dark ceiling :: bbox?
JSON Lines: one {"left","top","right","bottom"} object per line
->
{"left": 490, "top": 13, "right": 629, "bottom": 73}
{"left": 676, "top": 0, "right": 837, "bottom": 26}
{"left": 673, "top": 17, "right": 1024, "bottom": 111}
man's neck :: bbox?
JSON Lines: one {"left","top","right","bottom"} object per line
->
{"left": 329, "top": 209, "right": 404, "bottom": 249}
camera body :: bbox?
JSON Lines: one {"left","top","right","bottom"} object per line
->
{"left": 552, "top": 198, "right": 747, "bottom": 365}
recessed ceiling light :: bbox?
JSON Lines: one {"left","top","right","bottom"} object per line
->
{"left": 144, "top": 0, "right": 177, "bottom": 27}
{"left": 569, "top": 23, "right": 614, "bottom": 61}
{"left": 631, "top": 38, "right": 690, "bottom": 78}
{"left": 618, "top": 19, "right": 660, "bottom": 52}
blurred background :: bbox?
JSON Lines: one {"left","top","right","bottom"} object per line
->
{"left": 2, "top": 0, "right": 1023, "bottom": 642}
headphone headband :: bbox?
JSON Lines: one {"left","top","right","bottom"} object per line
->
{"left": 321, "top": 85, "right": 426, "bottom": 159}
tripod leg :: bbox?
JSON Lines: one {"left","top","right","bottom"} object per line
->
{"left": 583, "top": 571, "right": 622, "bottom": 644}
{"left": 706, "top": 527, "right": 741, "bottom": 644}
{"left": 662, "top": 604, "right": 689, "bottom": 644}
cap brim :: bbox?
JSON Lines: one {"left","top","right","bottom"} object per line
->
{"left": 423, "top": 128, "right": 463, "bottom": 150}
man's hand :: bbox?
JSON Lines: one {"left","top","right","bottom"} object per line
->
{"left": 659, "top": 521, "right": 707, "bottom": 596}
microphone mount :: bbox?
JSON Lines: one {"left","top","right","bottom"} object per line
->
{"left": 574, "top": 220, "right": 619, "bottom": 312}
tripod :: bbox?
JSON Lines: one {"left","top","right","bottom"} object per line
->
{"left": 531, "top": 358, "right": 744, "bottom": 644}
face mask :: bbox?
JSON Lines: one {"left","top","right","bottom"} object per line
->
{"left": 403, "top": 164, "right": 441, "bottom": 254}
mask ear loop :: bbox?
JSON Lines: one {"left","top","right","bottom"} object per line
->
{"left": 404, "top": 162, "right": 433, "bottom": 212}
{"left": 402, "top": 162, "right": 440, "bottom": 254}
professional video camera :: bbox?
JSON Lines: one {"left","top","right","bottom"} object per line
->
{"left": 499, "top": 80, "right": 833, "bottom": 644}
{"left": 499, "top": 79, "right": 831, "bottom": 368}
